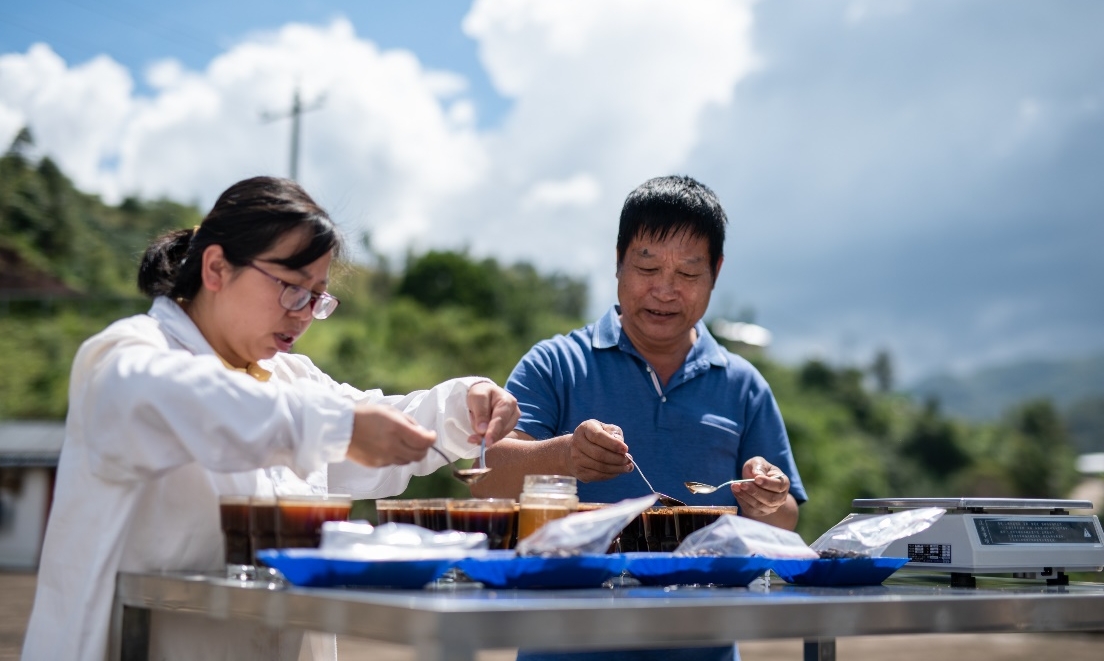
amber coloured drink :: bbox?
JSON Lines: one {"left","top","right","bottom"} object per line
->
{"left": 276, "top": 494, "right": 352, "bottom": 549}
{"left": 517, "top": 474, "right": 578, "bottom": 542}
{"left": 517, "top": 505, "right": 574, "bottom": 541}
{"left": 249, "top": 497, "right": 277, "bottom": 564}
{"left": 218, "top": 496, "right": 251, "bottom": 565}
{"left": 643, "top": 507, "right": 680, "bottom": 552}
{"left": 446, "top": 499, "right": 516, "bottom": 550}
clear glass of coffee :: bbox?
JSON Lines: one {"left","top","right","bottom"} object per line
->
{"left": 446, "top": 498, "right": 516, "bottom": 550}
{"left": 275, "top": 494, "right": 352, "bottom": 549}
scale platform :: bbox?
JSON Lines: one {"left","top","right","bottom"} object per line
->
{"left": 847, "top": 498, "right": 1104, "bottom": 586}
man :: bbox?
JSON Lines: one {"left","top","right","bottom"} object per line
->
{"left": 473, "top": 175, "right": 806, "bottom": 661}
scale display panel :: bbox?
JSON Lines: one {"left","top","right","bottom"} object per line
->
{"left": 973, "top": 518, "right": 1101, "bottom": 545}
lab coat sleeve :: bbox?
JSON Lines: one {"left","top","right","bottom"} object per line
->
{"left": 76, "top": 323, "right": 353, "bottom": 484}
{"left": 326, "top": 376, "right": 492, "bottom": 498}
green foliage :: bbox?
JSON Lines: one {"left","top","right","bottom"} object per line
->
{"left": 1, "top": 140, "right": 200, "bottom": 297}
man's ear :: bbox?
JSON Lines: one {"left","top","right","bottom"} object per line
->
{"left": 615, "top": 247, "right": 622, "bottom": 279}
{"left": 711, "top": 255, "right": 724, "bottom": 289}
{"left": 199, "top": 245, "right": 231, "bottom": 293}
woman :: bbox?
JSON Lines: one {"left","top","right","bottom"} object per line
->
{"left": 21, "top": 176, "right": 519, "bottom": 661}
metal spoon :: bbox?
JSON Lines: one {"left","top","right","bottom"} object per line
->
{"left": 625, "top": 453, "right": 687, "bottom": 507}
{"left": 429, "top": 444, "right": 492, "bottom": 486}
{"left": 684, "top": 478, "right": 756, "bottom": 495}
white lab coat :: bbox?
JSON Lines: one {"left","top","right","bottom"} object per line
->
{"left": 21, "top": 297, "right": 486, "bottom": 661}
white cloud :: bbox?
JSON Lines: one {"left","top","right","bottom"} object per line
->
{"left": 1, "top": 20, "right": 487, "bottom": 255}
{"left": 445, "top": 0, "right": 759, "bottom": 307}
{"left": 522, "top": 173, "right": 601, "bottom": 211}
{"left": 0, "top": 44, "right": 133, "bottom": 196}
{"left": 3, "top": 0, "right": 1102, "bottom": 383}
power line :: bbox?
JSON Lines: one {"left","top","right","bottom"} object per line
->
{"left": 260, "top": 87, "right": 326, "bottom": 182}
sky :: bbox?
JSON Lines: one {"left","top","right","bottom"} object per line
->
{"left": 2, "top": 0, "right": 1102, "bottom": 385}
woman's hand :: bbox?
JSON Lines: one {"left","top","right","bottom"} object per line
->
{"left": 345, "top": 402, "right": 436, "bottom": 467}
{"left": 466, "top": 381, "right": 520, "bottom": 445}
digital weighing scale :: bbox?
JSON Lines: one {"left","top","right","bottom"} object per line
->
{"left": 846, "top": 498, "right": 1104, "bottom": 587}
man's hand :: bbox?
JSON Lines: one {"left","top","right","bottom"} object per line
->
{"left": 730, "top": 456, "right": 791, "bottom": 518}
{"left": 346, "top": 402, "right": 437, "bottom": 467}
{"left": 567, "top": 420, "right": 632, "bottom": 483}
{"left": 466, "top": 381, "right": 520, "bottom": 445}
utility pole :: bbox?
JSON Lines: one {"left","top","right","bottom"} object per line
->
{"left": 261, "top": 87, "right": 325, "bottom": 181}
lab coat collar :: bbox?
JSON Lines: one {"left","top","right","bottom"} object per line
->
{"left": 148, "top": 297, "right": 273, "bottom": 381}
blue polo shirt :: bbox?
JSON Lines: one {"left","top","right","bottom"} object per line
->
{"left": 507, "top": 306, "right": 806, "bottom": 661}
{"left": 507, "top": 305, "right": 807, "bottom": 506}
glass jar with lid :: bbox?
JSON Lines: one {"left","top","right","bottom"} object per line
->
{"left": 517, "top": 474, "right": 579, "bottom": 541}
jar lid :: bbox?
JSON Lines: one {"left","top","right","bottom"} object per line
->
{"left": 522, "top": 474, "right": 577, "bottom": 494}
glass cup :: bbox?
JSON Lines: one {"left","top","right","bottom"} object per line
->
{"left": 275, "top": 494, "right": 352, "bottom": 549}
{"left": 446, "top": 498, "right": 516, "bottom": 550}
{"left": 376, "top": 499, "right": 419, "bottom": 525}
{"left": 218, "top": 495, "right": 252, "bottom": 566}
{"left": 617, "top": 512, "right": 647, "bottom": 553}
{"left": 249, "top": 497, "right": 278, "bottom": 565}
{"left": 673, "top": 505, "right": 738, "bottom": 541}
{"left": 413, "top": 498, "right": 451, "bottom": 532}
{"left": 643, "top": 506, "right": 680, "bottom": 552}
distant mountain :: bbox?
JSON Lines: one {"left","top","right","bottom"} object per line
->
{"left": 907, "top": 354, "right": 1104, "bottom": 421}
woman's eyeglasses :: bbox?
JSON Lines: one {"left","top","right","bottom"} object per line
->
{"left": 247, "top": 263, "right": 340, "bottom": 320}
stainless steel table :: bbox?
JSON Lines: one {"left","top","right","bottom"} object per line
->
{"left": 111, "top": 571, "right": 1104, "bottom": 661}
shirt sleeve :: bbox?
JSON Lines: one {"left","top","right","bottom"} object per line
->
{"left": 739, "top": 374, "right": 808, "bottom": 504}
{"left": 504, "top": 342, "right": 563, "bottom": 441}
{"left": 75, "top": 323, "right": 353, "bottom": 485}
{"left": 325, "top": 376, "right": 492, "bottom": 499}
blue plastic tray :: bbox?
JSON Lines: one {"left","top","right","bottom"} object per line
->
{"left": 623, "top": 553, "right": 773, "bottom": 587}
{"left": 256, "top": 549, "right": 456, "bottom": 589}
{"left": 456, "top": 551, "right": 628, "bottom": 589}
{"left": 770, "top": 556, "right": 910, "bottom": 586}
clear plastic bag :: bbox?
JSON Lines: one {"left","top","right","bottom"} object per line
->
{"left": 810, "top": 507, "right": 946, "bottom": 558}
{"left": 319, "top": 521, "right": 489, "bottom": 560}
{"left": 515, "top": 494, "right": 658, "bottom": 557}
{"left": 674, "top": 514, "right": 820, "bottom": 559}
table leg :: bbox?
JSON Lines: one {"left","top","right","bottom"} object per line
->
{"left": 117, "top": 606, "right": 151, "bottom": 661}
{"left": 804, "top": 638, "right": 836, "bottom": 661}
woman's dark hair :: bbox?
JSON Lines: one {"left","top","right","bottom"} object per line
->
{"left": 138, "top": 176, "right": 342, "bottom": 300}
{"left": 616, "top": 175, "right": 727, "bottom": 277}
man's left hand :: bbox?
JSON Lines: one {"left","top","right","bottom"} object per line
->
{"left": 730, "top": 456, "right": 791, "bottom": 518}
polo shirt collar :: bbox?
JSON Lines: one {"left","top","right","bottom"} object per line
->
{"left": 591, "top": 304, "right": 728, "bottom": 368}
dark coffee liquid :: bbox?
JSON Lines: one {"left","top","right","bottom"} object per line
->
{"left": 250, "top": 502, "right": 277, "bottom": 563}
{"left": 378, "top": 506, "right": 418, "bottom": 525}
{"left": 276, "top": 502, "right": 351, "bottom": 549}
{"left": 675, "top": 507, "right": 729, "bottom": 538}
{"left": 644, "top": 507, "right": 680, "bottom": 552}
{"left": 448, "top": 509, "right": 515, "bottom": 550}
{"left": 416, "top": 507, "right": 449, "bottom": 532}
{"left": 618, "top": 513, "right": 647, "bottom": 552}
{"left": 219, "top": 502, "right": 251, "bottom": 565}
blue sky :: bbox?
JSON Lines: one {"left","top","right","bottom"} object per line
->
{"left": 2, "top": 1, "right": 1103, "bottom": 385}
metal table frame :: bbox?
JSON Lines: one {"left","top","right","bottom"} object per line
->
{"left": 112, "top": 572, "right": 1104, "bottom": 661}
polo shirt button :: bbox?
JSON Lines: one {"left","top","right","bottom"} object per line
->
{"left": 661, "top": 396, "right": 667, "bottom": 403}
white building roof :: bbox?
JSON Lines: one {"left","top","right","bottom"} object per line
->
{"left": 0, "top": 421, "right": 64, "bottom": 466}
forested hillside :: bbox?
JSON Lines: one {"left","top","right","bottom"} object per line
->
{"left": 0, "top": 134, "right": 1087, "bottom": 542}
